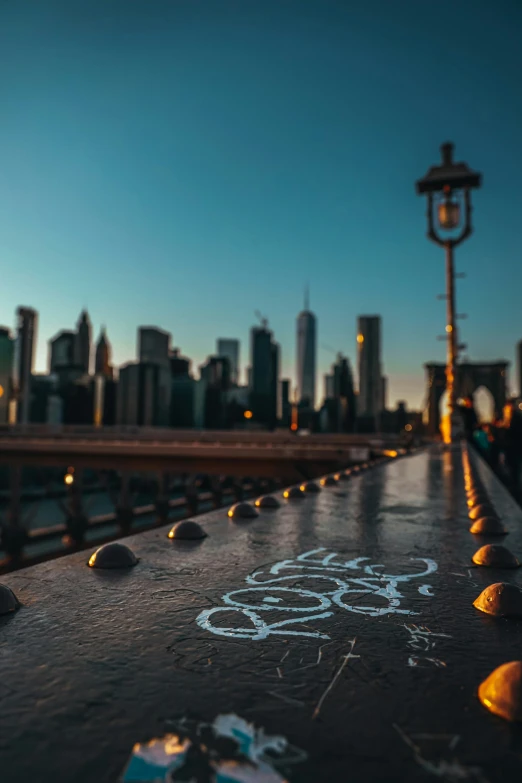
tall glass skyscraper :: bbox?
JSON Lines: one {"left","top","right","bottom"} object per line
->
{"left": 357, "top": 315, "right": 382, "bottom": 424}
{"left": 296, "top": 288, "right": 316, "bottom": 409}
{"left": 216, "top": 338, "right": 240, "bottom": 385}
{"left": 14, "top": 306, "right": 38, "bottom": 424}
{"left": 250, "top": 324, "right": 279, "bottom": 427}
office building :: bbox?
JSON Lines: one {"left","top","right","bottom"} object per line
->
{"left": 30, "top": 374, "right": 62, "bottom": 424}
{"left": 321, "top": 354, "right": 356, "bottom": 433}
{"left": 138, "top": 327, "right": 170, "bottom": 366}
{"left": 171, "top": 376, "right": 196, "bottom": 428}
{"left": 333, "top": 354, "right": 356, "bottom": 432}
{"left": 92, "top": 374, "right": 117, "bottom": 427}
{"left": 200, "top": 356, "right": 231, "bottom": 428}
{"left": 280, "top": 379, "right": 291, "bottom": 426}
{"left": 217, "top": 339, "right": 240, "bottom": 385}
{"left": 0, "top": 327, "right": 14, "bottom": 424}
{"left": 49, "top": 330, "right": 75, "bottom": 373}
{"left": 357, "top": 315, "right": 382, "bottom": 427}
{"left": 74, "top": 310, "right": 92, "bottom": 375}
{"left": 170, "top": 348, "right": 191, "bottom": 378}
{"left": 61, "top": 375, "right": 94, "bottom": 425}
{"left": 117, "top": 362, "right": 171, "bottom": 426}
{"left": 95, "top": 327, "right": 113, "bottom": 378}
{"left": 296, "top": 288, "right": 316, "bottom": 408}
{"left": 324, "top": 374, "right": 335, "bottom": 400}
{"left": 250, "top": 323, "right": 279, "bottom": 428}
{"left": 13, "top": 306, "right": 38, "bottom": 424}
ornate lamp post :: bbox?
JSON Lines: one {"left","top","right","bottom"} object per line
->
{"left": 416, "top": 143, "right": 482, "bottom": 445}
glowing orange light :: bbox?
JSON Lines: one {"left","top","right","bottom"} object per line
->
{"left": 244, "top": 410, "right": 253, "bottom": 420}
{"left": 290, "top": 422, "right": 298, "bottom": 431}
{"left": 405, "top": 424, "right": 412, "bottom": 432}
{"left": 445, "top": 325, "right": 453, "bottom": 333}
{"left": 357, "top": 334, "right": 364, "bottom": 344}
{"left": 300, "top": 484, "right": 306, "bottom": 491}
{"left": 283, "top": 490, "right": 290, "bottom": 498}
{"left": 0, "top": 385, "right": 4, "bottom": 398}
{"left": 64, "top": 473, "right": 74, "bottom": 485}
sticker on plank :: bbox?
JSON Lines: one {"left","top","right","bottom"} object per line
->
{"left": 120, "top": 713, "right": 305, "bottom": 782}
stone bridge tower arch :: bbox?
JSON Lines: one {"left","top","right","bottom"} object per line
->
{"left": 424, "top": 361, "right": 509, "bottom": 434}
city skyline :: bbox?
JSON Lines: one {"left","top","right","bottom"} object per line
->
{"left": 1, "top": 1, "right": 521, "bottom": 407}
{"left": 2, "top": 300, "right": 521, "bottom": 417}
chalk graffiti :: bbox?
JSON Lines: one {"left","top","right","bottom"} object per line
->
{"left": 404, "top": 623, "right": 452, "bottom": 669}
{"left": 197, "top": 548, "right": 438, "bottom": 641}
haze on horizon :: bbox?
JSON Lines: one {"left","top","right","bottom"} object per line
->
{"left": 1, "top": 0, "right": 521, "bottom": 410}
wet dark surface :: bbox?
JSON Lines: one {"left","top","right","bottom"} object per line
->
{"left": 2, "top": 446, "right": 522, "bottom": 782}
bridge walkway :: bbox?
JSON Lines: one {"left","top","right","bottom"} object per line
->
{"left": 1, "top": 446, "right": 522, "bottom": 781}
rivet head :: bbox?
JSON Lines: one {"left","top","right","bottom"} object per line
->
{"left": 0, "top": 583, "right": 20, "bottom": 616}
{"left": 473, "top": 583, "right": 522, "bottom": 617}
{"left": 168, "top": 520, "right": 207, "bottom": 540}
{"left": 88, "top": 542, "right": 138, "bottom": 569}
{"left": 469, "top": 504, "right": 497, "bottom": 521}
{"left": 300, "top": 481, "right": 321, "bottom": 493}
{"left": 469, "top": 517, "right": 507, "bottom": 536}
{"left": 467, "top": 494, "right": 488, "bottom": 508}
{"left": 479, "top": 661, "right": 522, "bottom": 721}
{"left": 320, "top": 476, "right": 338, "bottom": 487}
{"left": 283, "top": 486, "right": 305, "bottom": 500}
{"left": 351, "top": 466, "right": 360, "bottom": 473}
{"left": 472, "top": 545, "right": 520, "bottom": 569}
{"left": 255, "top": 495, "right": 281, "bottom": 509}
{"left": 227, "top": 502, "right": 258, "bottom": 520}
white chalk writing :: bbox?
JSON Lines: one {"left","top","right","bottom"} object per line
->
{"left": 197, "top": 548, "right": 438, "bottom": 641}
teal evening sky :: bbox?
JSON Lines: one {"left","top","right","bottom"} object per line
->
{"left": 1, "top": 0, "right": 521, "bottom": 408}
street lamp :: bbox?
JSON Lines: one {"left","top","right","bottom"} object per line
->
{"left": 416, "top": 142, "right": 482, "bottom": 445}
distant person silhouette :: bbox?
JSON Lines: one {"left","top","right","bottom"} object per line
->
{"left": 503, "top": 400, "right": 522, "bottom": 501}
{"left": 459, "top": 396, "right": 478, "bottom": 442}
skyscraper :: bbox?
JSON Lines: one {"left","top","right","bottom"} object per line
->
{"left": 95, "top": 327, "right": 113, "bottom": 377}
{"left": 280, "top": 379, "right": 291, "bottom": 426}
{"left": 271, "top": 341, "right": 280, "bottom": 423}
{"left": 170, "top": 348, "right": 191, "bottom": 378}
{"left": 117, "top": 362, "right": 170, "bottom": 426}
{"left": 250, "top": 323, "right": 279, "bottom": 427}
{"left": 49, "top": 330, "right": 75, "bottom": 373}
{"left": 13, "top": 306, "right": 38, "bottom": 424}
{"left": 74, "top": 310, "right": 92, "bottom": 375}
{"left": 334, "top": 354, "right": 356, "bottom": 432}
{"left": 138, "top": 326, "right": 170, "bottom": 366}
{"left": 216, "top": 339, "right": 240, "bottom": 385}
{"left": 357, "top": 315, "right": 382, "bottom": 427}
{"left": 296, "top": 287, "right": 316, "bottom": 408}
{"left": 0, "top": 327, "right": 14, "bottom": 424}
